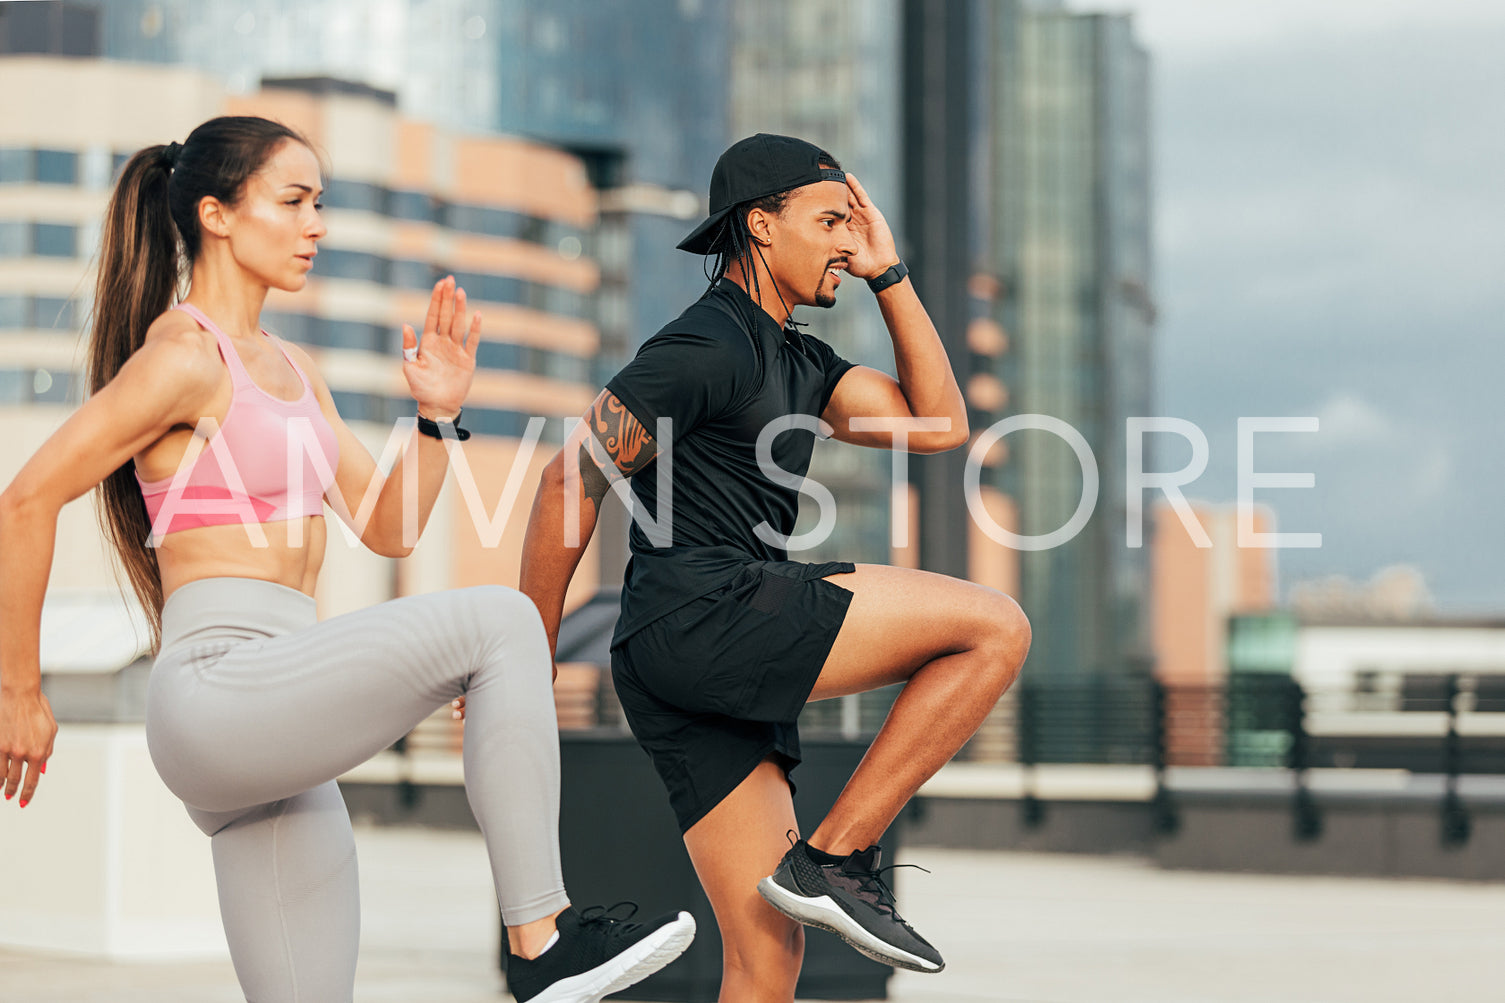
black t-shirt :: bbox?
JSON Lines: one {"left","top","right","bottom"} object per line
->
{"left": 605, "top": 279, "right": 855, "bottom": 644}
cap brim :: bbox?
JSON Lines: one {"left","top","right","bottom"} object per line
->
{"left": 676, "top": 208, "right": 732, "bottom": 254}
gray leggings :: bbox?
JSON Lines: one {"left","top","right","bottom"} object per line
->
{"left": 146, "top": 577, "right": 569, "bottom": 1002}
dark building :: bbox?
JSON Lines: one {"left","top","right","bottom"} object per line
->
{"left": 0, "top": 1, "right": 100, "bottom": 57}
{"left": 989, "top": 3, "right": 1156, "bottom": 680}
{"left": 901, "top": 0, "right": 1155, "bottom": 682}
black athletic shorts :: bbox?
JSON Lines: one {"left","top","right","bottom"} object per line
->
{"left": 610, "top": 558, "right": 856, "bottom": 833}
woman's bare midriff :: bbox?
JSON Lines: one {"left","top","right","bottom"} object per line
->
{"left": 156, "top": 516, "right": 327, "bottom": 601}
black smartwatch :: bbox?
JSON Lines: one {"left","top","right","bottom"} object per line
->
{"left": 866, "top": 260, "right": 909, "bottom": 294}
{"left": 417, "top": 409, "right": 471, "bottom": 441}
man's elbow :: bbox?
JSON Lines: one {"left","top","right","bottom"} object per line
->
{"left": 914, "top": 418, "right": 970, "bottom": 454}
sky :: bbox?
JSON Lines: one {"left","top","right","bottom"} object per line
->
{"left": 1088, "top": 0, "right": 1505, "bottom": 610}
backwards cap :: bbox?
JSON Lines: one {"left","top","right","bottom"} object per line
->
{"left": 677, "top": 133, "right": 844, "bottom": 255}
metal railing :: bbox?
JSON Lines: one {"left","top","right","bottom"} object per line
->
{"left": 388, "top": 669, "right": 1505, "bottom": 846}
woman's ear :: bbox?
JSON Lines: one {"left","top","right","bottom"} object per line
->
{"left": 198, "top": 195, "right": 230, "bottom": 240}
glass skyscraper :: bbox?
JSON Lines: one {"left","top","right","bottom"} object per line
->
{"left": 987, "top": 4, "right": 1155, "bottom": 680}
{"left": 728, "top": 0, "right": 904, "bottom": 564}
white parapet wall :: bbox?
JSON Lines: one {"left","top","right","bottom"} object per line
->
{"left": 0, "top": 724, "right": 226, "bottom": 960}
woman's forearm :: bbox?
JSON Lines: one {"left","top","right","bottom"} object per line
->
{"left": 361, "top": 423, "right": 454, "bottom": 557}
{"left": 0, "top": 493, "right": 57, "bottom": 694}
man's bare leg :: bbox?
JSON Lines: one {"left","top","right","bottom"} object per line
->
{"left": 683, "top": 758, "right": 805, "bottom": 1003}
{"left": 807, "top": 564, "right": 1030, "bottom": 855}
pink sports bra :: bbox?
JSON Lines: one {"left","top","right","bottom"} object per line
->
{"left": 135, "top": 303, "right": 340, "bottom": 537}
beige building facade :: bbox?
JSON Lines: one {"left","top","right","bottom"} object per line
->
{"left": 0, "top": 57, "right": 602, "bottom": 632}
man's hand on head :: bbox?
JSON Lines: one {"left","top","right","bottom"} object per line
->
{"left": 843, "top": 173, "right": 900, "bottom": 281}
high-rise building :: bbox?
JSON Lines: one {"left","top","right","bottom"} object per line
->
{"left": 98, "top": 0, "right": 502, "bottom": 131}
{"left": 983, "top": 3, "right": 1155, "bottom": 680}
{"left": 727, "top": 0, "right": 904, "bottom": 564}
{"left": 716, "top": 1, "right": 1157, "bottom": 684}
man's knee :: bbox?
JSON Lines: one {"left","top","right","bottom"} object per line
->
{"left": 980, "top": 592, "right": 1031, "bottom": 688}
{"left": 722, "top": 912, "right": 803, "bottom": 981}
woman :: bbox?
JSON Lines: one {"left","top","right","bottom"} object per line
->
{"left": 0, "top": 116, "right": 692, "bottom": 1003}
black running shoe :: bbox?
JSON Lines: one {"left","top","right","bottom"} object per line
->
{"left": 757, "top": 838, "right": 944, "bottom": 973}
{"left": 505, "top": 903, "right": 696, "bottom": 1003}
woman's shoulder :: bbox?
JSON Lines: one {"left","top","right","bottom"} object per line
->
{"left": 129, "top": 309, "right": 225, "bottom": 390}
{"left": 140, "top": 306, "right": 208, "bottom": 348}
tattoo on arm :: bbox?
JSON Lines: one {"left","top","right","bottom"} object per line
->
{"left": 575, "top": 392, "right": 658, "bottom": 509}
{"left": 576, "top": 443, "right": 611, "bottom": 507}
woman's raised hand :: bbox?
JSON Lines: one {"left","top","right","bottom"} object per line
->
{"left": 402, "top": 276, "right": 480, "bottom": 420}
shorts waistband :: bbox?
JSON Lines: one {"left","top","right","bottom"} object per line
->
{"left": 159, "top": 577, "right": 318, "bottom": 655}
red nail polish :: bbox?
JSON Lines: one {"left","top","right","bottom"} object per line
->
{"left": 4, "top": 792, "right": 12, "bottom": 801}
{"left": 41, "top": 763, "right": 47, "bottom": 774}
{"left": 19, "top": 800, "right": 27, "bottom": 808}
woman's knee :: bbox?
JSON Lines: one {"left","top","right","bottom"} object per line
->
{"left": 457, "top": 584, "right": 536, "bottom": 622}
{"left": 455, "top": 586, "right": 548, "bottom": 652}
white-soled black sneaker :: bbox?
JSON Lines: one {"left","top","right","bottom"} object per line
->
{"left": 757, "top": 837, "right": 944, "bottom": 973}
{"left": 505, "top": 902, "right": 696, "bottom": 1003}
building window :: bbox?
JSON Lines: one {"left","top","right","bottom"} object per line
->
{"left": 33, "top": 223, "right": 78, "bottom": 258}
{"left": 543, "top": 351, "right": 588, "bottom": 383}
{"left": 262, "top": 310, "right": 312, "bottom": 343}
{"left": 475, "top": 341, "right": 522, "bottom": 371}
{"left": 442, "top": 203, "right": 525, "bottom": 239}
{"left": 0, "top": 220, "right": 27, "bottom": 256}
{"left": 468, "top": 407, "right": 533, "bottom": 438}
{"left": 330, "top": 390, "right": 374, "bottom": 423}
{"left": 317, "top": 248, "right": 386, "bottom": 284}
{"left": 455, "top": 270, "right": 524, "bottom": 306}
{"left": 33, "top": 297, "right": 76, "bottom": 329}
{"left": 316, "top": 318, "right": 387, "bottom": 353}
{"left": 322, "top": 180, "right": 385, "bottom": 214}
{"left": 390, "top": 258, "right": 439, "bottom": 290}
{"left": 474, "top": 340, "right": 588, "bottom": 382}
{"left": 32, "top": 368, "right": 76, "bottom": 404}
{"left": 388, "top": 189, "right": 434, "bottom": 223}
{"left": 0, "top": 149, "right": 30, "bottom": 183}
{"left": 34, "top": 149, "right": 79, "bottom": 185}
{"left": 0, "top": 295, "right": 27, "bottom": 328}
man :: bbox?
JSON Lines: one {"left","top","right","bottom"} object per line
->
{"left": 519, "top": 134, "right": 1030, "bottom": 1001}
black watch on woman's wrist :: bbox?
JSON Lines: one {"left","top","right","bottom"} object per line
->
{"left": 417, "top": 409, "right": 471, "bottom": 441}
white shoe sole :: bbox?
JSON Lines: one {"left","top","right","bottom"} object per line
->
{"left": 526, "top": 911, "right": 697, "bottom": 1003}
{"left": 757, "top": 877, "right": 944, "bottom": 973}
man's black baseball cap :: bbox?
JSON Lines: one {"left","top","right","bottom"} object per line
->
{"left": 677, "top": 133, "right": 845, "bottom": 255}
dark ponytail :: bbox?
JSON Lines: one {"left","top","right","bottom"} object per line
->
{"left": 86, "top": 116, "right": 311, "bottom": 648}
